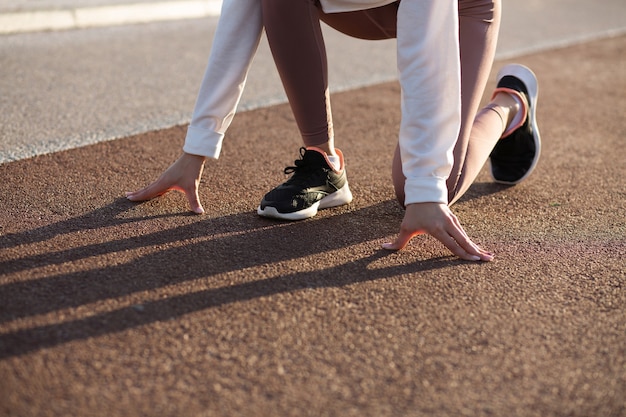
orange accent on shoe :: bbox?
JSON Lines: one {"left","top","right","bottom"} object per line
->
{"left": 305, "top": 146, "right": 344, "bottom": 172}
{"left": 491, "top": 87, "right": 529, "bottom": 138}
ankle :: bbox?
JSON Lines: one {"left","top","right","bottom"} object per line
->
{"left": 307, "top": 142, "right": 336, "bottom": 157}
{"left": 306, "top": 146, "right": 342, "bottom": 171}
{"left": 491, "top": 89, "right": 527, "bottom": 138}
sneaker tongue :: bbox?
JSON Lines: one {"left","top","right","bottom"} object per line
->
{"left": 283, "top": 149, "right": 328, "bottom": 182}
{"left": 303, "top": 148, "right": 330, "bottom": 168}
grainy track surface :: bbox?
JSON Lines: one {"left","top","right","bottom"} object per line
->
{"left": 1, "top": 36, "right": 625, "bottom": 417}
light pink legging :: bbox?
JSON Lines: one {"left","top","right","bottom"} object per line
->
{"left": 261, "top": 0, "right": 505, "bottom": 206}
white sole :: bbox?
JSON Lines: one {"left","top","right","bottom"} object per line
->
{"left": 491, "top": 64, "right": 542, "bottom": 185}
{"left": 257, "top": 183, "right": 353, "bottom": 221}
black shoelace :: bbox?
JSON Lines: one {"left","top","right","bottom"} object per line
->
{"left": 283, "top": 148, "right": 327, "bottom": 187}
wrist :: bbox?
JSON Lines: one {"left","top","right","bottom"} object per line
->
{"left": 183, "top": 152, "right": 206, "bottom": 162}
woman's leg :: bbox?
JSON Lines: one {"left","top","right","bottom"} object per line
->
{"left": 392, "top": 0, "right": 512, "bottom": 206}
{"left": 260, "top": 0, "right": 399, "bottom": 156}
{"left": 447, "top": 0, "right": 504, "bottom": 205}
{"left": 258, "top": 0, "right": 400, "bottom": 220}
{"left": 261, "top": 0, "right": 333, "bottom": 153}
{"left": 317, "top": 2, "right": 399, "bottom": 40}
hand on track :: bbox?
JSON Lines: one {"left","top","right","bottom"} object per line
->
{"left": 383, "top": 202, "right": 494, "bottom": 261}
{"left": 126, "top": 153, "right": 206, "bottom": 214}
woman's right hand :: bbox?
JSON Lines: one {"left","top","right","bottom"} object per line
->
{"left": 382, "top": 202, "right": 494, "bottom": 261}
{"left": 125, "top": 152, "right": 207, "bottom": 214}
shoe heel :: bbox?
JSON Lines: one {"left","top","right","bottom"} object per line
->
{"left": 319, "top": 183, "right": 353, "bottom": 209}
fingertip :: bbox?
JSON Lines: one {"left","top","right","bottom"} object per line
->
{"left": 382, "top": 242, "right": 396, "bottom": 251}
{"left": 481, "top": 253, "right": 495, "bottom": 262}
{"left": 383, "top": 241, "right": 406, "bottom": 251}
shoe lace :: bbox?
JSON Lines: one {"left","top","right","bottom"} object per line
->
{"left": 283, "top": 147, "right": 326, "bottom": 186}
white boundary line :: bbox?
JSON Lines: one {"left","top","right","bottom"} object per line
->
{"left": 0, "top": 6, "right": 624, "bottom": 163}
{"left": 495, "top": 27, "right": 626, "bottom": 61}
{"left": 0, "top": 0, "right": 223, "bottom": 34}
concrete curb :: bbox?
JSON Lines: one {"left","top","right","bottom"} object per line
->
{"left": 0, "top": 0, "right": 222, "bottom": 34}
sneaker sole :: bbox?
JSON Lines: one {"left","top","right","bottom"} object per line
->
{"left": 491, "top": 64, "right": 542, "bottom": 185}
{"left": 257, "top": 183, "right": 353, "bottom": 221}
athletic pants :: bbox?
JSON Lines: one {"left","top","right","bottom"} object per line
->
{"left": 261, "top": 0, "right": 504, "bottom": 205}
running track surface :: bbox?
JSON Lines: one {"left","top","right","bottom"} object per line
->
{"left": 1, "top": 35, "right": 624, "bottom": 417}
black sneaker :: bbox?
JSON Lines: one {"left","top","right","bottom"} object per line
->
{"left": 257, "top": 147, "right": 353, "bottom": 220}
{"left": 489, "top": 64, "right": 541, "bottom": 184}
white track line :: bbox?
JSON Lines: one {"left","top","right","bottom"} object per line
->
{"left": 0, "top": 0, "right": 223, "bottom": 34}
